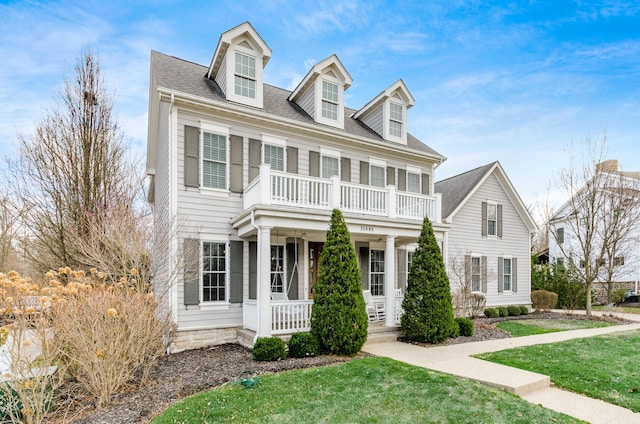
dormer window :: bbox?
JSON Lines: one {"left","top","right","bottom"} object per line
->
{"left": 321, "top": 81, "right": 339, "bottom": 120}
{"left": 389, "top": 103, "right": 403, "bottom": 137}
{"left": 234, "top": 52, "right": 256, "bottom": 99}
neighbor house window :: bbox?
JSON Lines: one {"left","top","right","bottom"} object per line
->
{"left": 202, "top": 242, "right": 226, "bottom": 302}
{"left": 234, "top": 52, "right": 256, "bottom": 99}
{"left": 389, "top": 102, "right": 403, "bottom": 137}
{"left": 370, "top": 165, "right": 386, "bottom": 187}
{"left": 503, "top": 258, "right": 512, "bottom": 292}
{"left": 471, "top": 257, "right": 481, "bottom": 292}
{"left": 407, "top": 172, "right": 421, "bottom": 193}
{"left": 370, "top": 250, "right": 385, "bottom": 296}
{"left": 202, "top": 132, "right": 227, "bottom": 189}
{"left": 321, "top": 154, "right": 340, "bottom": 179}
{"left": 321, "top": 81, "right": 339, "bottom": 120}
{"left": 556, "top": 227, "right": 565, "bottom": 244}
{"left": 614, "top": 256, "right": 625, "bottom": 266}
{"left": 487, "top": 203, "right": 497, "bottom": 236}
{"left": 270, "top": 245, "right": 285, "bottom": 293}
{"left": 264, "top": 144, "right": 284, "bottom": 171}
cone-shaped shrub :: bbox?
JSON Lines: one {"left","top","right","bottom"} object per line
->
{"left": 310, "top": 209, "right": 368, "bottom": 355}
{"left": 401, "top": 216, "right": 458, "bottom": 343}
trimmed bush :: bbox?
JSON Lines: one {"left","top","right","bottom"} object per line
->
{"left": 483, "top": 308, "right": 499, "bottom": 318}
{"left": 401, "top": 217, "right": 458, "bottom": 343}
{"left": 507, "top": 305, "right": 521, "bottom": 316}
{"left": 288, "top": 333, "right": 320, "bottom": 358}
{"left": 455, "top": 317, "right": 474, "bottom": 337}
{"left": 611, "top": 288, "right": 627, "bottom": 305}
{"left": 519, "top": 305, "right": 529, "bottom": 315}
{"left": 310, "top": 209, "right": 368, "bottom": 355}
{"left": 253, "top": 337, "right": 286, "bottom": 361}
{"left": 531, "top": 290, "right": 558, "bottom": 311}
{"left": 498, "top": 306, "right": 508, "bottom": 317}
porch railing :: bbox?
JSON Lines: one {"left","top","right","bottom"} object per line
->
{"left": 244, "top": 165, "right": 441, "bottom": 223}
{"left": 271, "top": 300, "right": 313, "bottom": 334}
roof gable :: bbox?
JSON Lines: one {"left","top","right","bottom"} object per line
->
{"left": 288, "top": 54, "right": 353, "bottom": 103}
{"left": 353, "top": 79, "right": 415, "bottom": 120}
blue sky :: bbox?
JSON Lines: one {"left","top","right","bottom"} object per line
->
{"left": 1, "top": 1, "right": 639, "bottom": 216}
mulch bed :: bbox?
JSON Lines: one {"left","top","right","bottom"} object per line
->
{"left": 47, "top": 311, "right": 631, "bottom": 423}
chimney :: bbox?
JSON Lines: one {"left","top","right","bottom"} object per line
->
{"left": 596, "top": 159, "right": 618, "bottom": 173}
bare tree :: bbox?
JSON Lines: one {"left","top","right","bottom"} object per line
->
{"left": 11, "top": 50, "right": 140, "bottom": 273}
{"left": 448, "top": 252, "right": 488, "bottom": 318}
{"left": 0, "top": 192, "right": 23, "bottom": 272}
{"left": 549, "top": 134, "right": 640, "bottom": 315}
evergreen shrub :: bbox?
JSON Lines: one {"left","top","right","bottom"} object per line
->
{"left": 455, "top": 317, "right": 474, "bottom": 337}
{"left": 253, "top": 337, "right": 286, "bottom": 361}
{"left": 507, "top": 305, "right": 521, "bottom": 316}
{"left": 288, "top": 333, "right": 320, "bottom": 358}
{"left": 483, "top": 308, "right": 499, "bottom": 318}
{"left": 519, "top": 305, "right": 529, "bottom": 315}
{"left": 498, "top": 306, "right": 508, "bottom": 317}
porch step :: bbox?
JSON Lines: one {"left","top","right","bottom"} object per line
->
{"left": 237, "top": 328, "right": 256, "bottom": 349}
{"left": 366, "top": 322, "right": 400, "bottom": 345}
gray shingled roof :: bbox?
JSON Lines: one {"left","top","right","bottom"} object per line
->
{"left": 435, "top": 162, "right": 497, "bottom": 219}
{"left": 151, "top": 51, "right": 443, "bottom": 159}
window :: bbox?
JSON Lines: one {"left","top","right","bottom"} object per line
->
{"left": 321, "top": 155, "right": 339, "bottom": 179}
{"left": 234, "top": 52, "right": 256, "bottom": 99}
{"left": 270, "top": 245, "right": 285, "bottom": 293}
{"left": 407, "top": 251, "right": 414, "bottom": 273}
{"left": 321, "top": 81, "right": 339, "bottom": 120}
{"left": 556, "top": 257, "right": 565, "bottom": 268}
{"left": 407, "top": 172, "right": 421, "bottom": 193}
{"left": 614, "top": 256, "right": 625, "bottom": 266}
{"left": 487, "top": 203, "right": 497, "bottom": 236}
{"left": 503, "top": 258, "right": 512, "bottom": 292}
{"left": 202, "top": 132, "right": 227, "bottom": 189}
{"left": 370, "top": 165, "right": 386, "bottom": 187}
{"left": 202, "top": 242, "right": 226, "bottom": 302}
{"left": 580, "top": 260, "right": 585, "bottom": 268}
{"left": 389, "top": 102, "right": 403, "bottom": 137}
{"left": 370, "top": 250, "right": 385, "bottom": 296}
{"left": 471, "top": 257, "right": 481, "bottom": 292}
{"left": 556, "top": 227, "right": 564, "bottom": 244}
{"left": 264, "top": 144, "right": 284, "bottom": 171}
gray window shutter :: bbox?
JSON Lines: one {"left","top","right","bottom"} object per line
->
{"left": 481, "top": 256, "right": 488, "bottom": 293}
{"left": 309, "top": 151, "right": 320, "bottom": 177}
{"left": 497, "top": 257, "right": 504, "bottom": 293}
{"left": 421, "top": 173, "right": 430, "bottom": 195}
{"left": 184, "top": 125, "right": 200, "bottom": 188}
{"left": 230, "top": 135, "right": 243, "bottom": 193}
{"left": 286, "top": 242, "right": 299, "bottom": 300}
{"left": 512, "top": 258, "right": 518, "bottom": 293}
{"left": 465, "top": 255, "right": 471, "bottom": 286}
{"left": 481, "top": 202, "right": 488, "bottom": 237}
{"left": 397, "top": 249, "right": 407, "bottom": 293}
{"left": 249, "top": 242, "right": 257, "bottom": 299}
{"left": 183, "top": 238, "right": 200, "bottom": 305}
{"left": 387, "top": 167, "right": 396, "bottom": 186}
{"left": 360, "top": 161, "right": 369, "bottom": 185}
{"left": 229, "top": 241, "right": 243, "bottom": 303}
{"left": 359, "top": 246, "right": 369, "bottom": 290}
{"left": 398, "top": 169, "right": 406, "bottom": 191}
{"left": 341, "top": 157, "right": 351, "bottom": 182}
{"left": 249, "top": 138, "right": 261, "bottom": 182}
{"left": 287, "top": 146, "right": 298, "bottom": 174}
{"left": 497, "top": 204, "right": 503, "bottom": 238}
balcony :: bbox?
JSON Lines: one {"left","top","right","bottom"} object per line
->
{"left": 244, "top": 165, "right": 441, "bottom": 223}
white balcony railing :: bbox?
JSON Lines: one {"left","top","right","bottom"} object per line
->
{"left": 271, "top": 300, "right": 313, "bottom": 334}
{"left": 244, "top": 165, "right": 441, "bottom": 223}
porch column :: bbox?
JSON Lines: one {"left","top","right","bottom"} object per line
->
{"left": 257, "top": 226, "right": 272, "bottom": 337}
{"left": 384, "top": 235, "right": 396, "bottom": 326}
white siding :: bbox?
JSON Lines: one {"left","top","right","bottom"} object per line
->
{"left": 447, "top": 174, "right": 532, "bottom": 306}
{"left": 215, "top": 54, "right": 228, "bottom": 97}
{"left": 360, "top": 104, "right": 384, "bottom": 138}
{"left": 298, "top": 87, "right": 315, "bottom": 119}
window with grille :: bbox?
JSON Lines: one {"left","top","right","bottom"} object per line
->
{"left": 321, "top": 81, "right": 339, "bottom": 120}
{"left": 270, "top": 245, "right": 285, "bottom": 293}
{"left": 471, "top": 257, "right": 481, "bottom": 292}
{"left": 370, "top": 250, "right": 385, "bottom": 296}
{"left": 503, "top": 258, "right": 512, "bottom": 291}
{"left": 407, "top": 172, "right": 421, "bottom": 193}
{"left": 202, "top": 242, "right": 226, "bottom": 302}
{"left": 487, "top": 203, "right": 497, "bottom": 236}
{"left": 234, "top": 52, "right": 256, "bottom": 99}
{"left": 264, "top": 144, "right": 284, "bottom": 171}
{"left": 389, "top": 103, "right": 403, "bottom": 137}
{"left": 202, "top": 132, "right": 227, "bottom": 189}
{"left": 370, "top": 165, "right": 386, "bottom": 187}
{"left": 321, "top": 155, "right": 339, "bottom": 179}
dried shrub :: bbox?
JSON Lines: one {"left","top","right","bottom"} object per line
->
{"left": 468, "top": 293, "right": 486, "bottom": 318}
{"left": 531, "top": 290, "right": 558, "bottom": 311}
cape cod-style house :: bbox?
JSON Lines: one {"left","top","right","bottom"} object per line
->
{"left": 146, "top": 22, "right": 533, "bottom": 352}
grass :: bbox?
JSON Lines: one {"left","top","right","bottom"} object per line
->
{"left": 593, "top": 305, "right": 640, "bottom": 314}
{"left": 496, "top": 319, "right": 615, "bottom": 337}
{"left": 477, "top": 330, "right": 640, "bottom": 412}
{"left": 151, "top": 357, "right": 583, "bottom": 423}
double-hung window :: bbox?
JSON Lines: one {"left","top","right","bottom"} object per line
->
{"left": 487, "top": 203, "right": 497, "bottom": 236}
{"left": 321, "top": 81, "right": 339, "bottom": 120}
{"left": 370, "top": 165, "right": 386, "bottom": 188}
{"left": 471, "top": 257, "right": 481, "bottom": 292}
{"left": 270, "top": 245, "right": 285, "bottom": 293}
{"left": 202, "top": 242, "right": 226, "bottom": 302}
{"left": 234, "top": 52, "right": 256, "bottom": 99}
{"left": 370, "top": 250, "right": 385, "bottom": 296}
{"left": 407, "top": 172, "right": 421, "bottom": 193}
{"left": 321, "top": 155, "right": 340, "bottom": 179}
{"left": 202, "top": 132, "right": 227, "bottom": 189}
{"left": 264, "top": 144, "right": 284, "bottom": 171}
{"left": 503, "top": 258, "right": 512, "bottom": 292}
{"left": 389, "top": 102, "right": 403, "bottom": 137}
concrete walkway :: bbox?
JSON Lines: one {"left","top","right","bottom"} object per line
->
{"left": 363, "top": 310, "right": 640, "bottom": 424}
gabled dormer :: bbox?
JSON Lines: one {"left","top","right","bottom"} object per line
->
{"left": 288, "top": 55, "right": 353, "bottom": 129}
{"left": 207, "top": 22, "right": 272, "bottom": 108}
{"left": 353, "top": 79, "right": 415, "bottom": 145}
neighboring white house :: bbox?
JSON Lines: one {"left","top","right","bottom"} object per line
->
{"left": 548, "top": 160, "right": 640, "bottom": 303}
{"left": 146, "top": 22, "right": 534, "bottom": 352}
{"left": 435, "top": 162, "right": 537, "bottom": 307}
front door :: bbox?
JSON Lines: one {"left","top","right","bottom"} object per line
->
{"left": 308, "top": 242, "right": 324, "bottom": 299}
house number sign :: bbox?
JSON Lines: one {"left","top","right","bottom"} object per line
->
{"left": 360, "top": 225, "right": 374, "bottom": 232}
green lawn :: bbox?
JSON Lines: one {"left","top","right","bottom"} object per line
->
{"left": 593, "top": 305, "right": 640, "bottom": 314}
{"left": 151, "top": 357, "right": 582, "bottom": 423}
{"left": 477, "top": 330, "right": 640, "bottom": 412}
{"left": 496, "top": 319, "right": 615, "bottom": 337}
